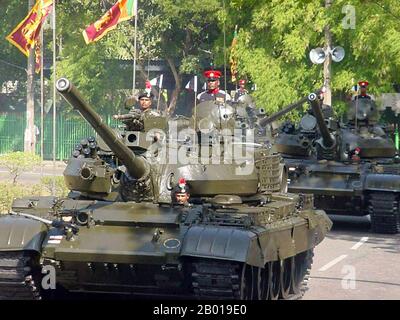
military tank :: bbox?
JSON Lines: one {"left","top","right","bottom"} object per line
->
{"left": 0, "top": 78, "right": 331, "bottom": 300}
{"left": 262, "top": 93, "right": 400, "bottom": 234}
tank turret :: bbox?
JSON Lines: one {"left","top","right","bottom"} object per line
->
{"left": 257, "top": 91, "right": 323, "bottom": 158}
{"left": 308, "top": 93, "right": 336, "bottom": 160}
{"left": 56, "top": 78, "right": 150, "bottom": 181}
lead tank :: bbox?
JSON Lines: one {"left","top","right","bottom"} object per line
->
{"left": 0, "top": 78, "right": 331, "bottom": 300}
{"left": 263, "top": 93, "right": 400, "bottom": 234}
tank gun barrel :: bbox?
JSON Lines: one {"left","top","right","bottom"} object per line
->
{"left": 259, "top": 90, "right": 322, "bottom": 127}
{"left": 308, "top": 93, "right": 335, "bottom": 149}
{"left": 56, "top": 78, "right": 149, "bottom": 180}
{"left": 113, "top": 114, "right": 138, "bottom": 120}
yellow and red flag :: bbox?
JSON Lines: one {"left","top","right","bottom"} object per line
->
{"left": 83, "top": 0, "right": 136, "bottom": 44}
{"left": 6, "top": 0, "right": 53, "bottom": 57}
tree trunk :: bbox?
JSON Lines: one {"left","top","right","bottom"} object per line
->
{"left": 24, "top": 0, "right": 36, "bottom": 153}
{"left": 166, "top": 57, "right": 181, "bottom": 114}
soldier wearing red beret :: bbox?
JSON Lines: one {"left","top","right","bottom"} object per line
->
{"left": 197, "top": 70, "right": 231, "bottom": 103}
{"left": 234, "top": 79, "right": 249, "bottom": 102}
{"left": 354, "top": 81, "right": 372, "bottom": 100}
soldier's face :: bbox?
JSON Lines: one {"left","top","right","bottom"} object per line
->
{"left": 207, "top": 79, "right": 219, "bottom": 90}
{"left": 175, "top": 193, "right": 190, "bottom": 204}
{"left": 139, "top": 97, "right": 152, "bottom": 110}
{"left": 360, "top": 87, "right": 367, "bottom": 95}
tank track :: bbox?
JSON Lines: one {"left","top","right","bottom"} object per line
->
{"left": 191, "top": 261, "right": 242, "bottom": 299}
{"left": 0, "top": 251, "right": 42, "bottom": 300}
{"left": 295, "top": 249, "right": 314, "bottom": 300}
{"left": 369, "top": 192, "right": 400, "bottom": 234}
{"left": 191, "top": 249, "right": 313, "bottom": 300}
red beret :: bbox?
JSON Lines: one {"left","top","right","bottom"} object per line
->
{"left": 239, "top": 79, "right": 246, "bottom": 85}
{"left": 204, "top": 70, "right": 222, "bottom": 80}
{"left": 358, "top": 81, "right": 369, "bottom": 87}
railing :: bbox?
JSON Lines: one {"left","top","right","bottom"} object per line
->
{"left": 0, "top": 113, "right": 118, "bottom": 160}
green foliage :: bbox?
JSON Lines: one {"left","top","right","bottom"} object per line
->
{"left": 0, "top": 177, "right": 68, "bottom": 214}
{"left": 40, "top": 176, "right": 69, "bottom": 197}
{"left": 0, "top": 1, "right": 30, "bottom": 107}
{"left": 225, "top": 0, "right": 400, "bottom": 116}
{"left": 0, "top": 152, "right": 41, "bottom": 184}
{"left": 0, "top": 182, "right": 42, "bottom": 214}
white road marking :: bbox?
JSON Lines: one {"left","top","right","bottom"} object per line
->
{"left": 318, "top": 255, "right": 348, "bottom": 272}
{"left": 351, "top": 237, "right": 369, "bottom": 250}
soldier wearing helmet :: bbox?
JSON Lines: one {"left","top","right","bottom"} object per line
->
{"left": 197, "top": 70, "right": 231, "bottom": 103}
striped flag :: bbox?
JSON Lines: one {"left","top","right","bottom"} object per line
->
{"left": 185, "top": 76, "right": 198, "bottom": 93}
{"left": 6, "top": 0, "right": 53, "bottom": 56}
{"left": 83, "top": 0, "right": 136, "bottom": 44}
{"left": 149, "top": 74, "right": 164, "bottom": 89}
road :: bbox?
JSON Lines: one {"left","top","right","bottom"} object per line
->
{"left": 0, "top": 161, "right": 66, "bottom": 184}
{"left": 303, "top": 215, "right": 400, "bottom": 300}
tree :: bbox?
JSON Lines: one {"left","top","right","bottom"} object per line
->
{"left": 226, "top": 0, "right": 400, "bottom": 116}
{"left": 55, "top": 0, "right": 224, "bottom": 115}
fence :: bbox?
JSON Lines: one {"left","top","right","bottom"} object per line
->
{"left": 0, "top": 113, "right": 118, "bottom": 160}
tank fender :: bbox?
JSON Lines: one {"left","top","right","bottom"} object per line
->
{"left": 0, "top": 216, "right": 48, "bottom": 253}
{"left": 365, "top": 174, "right": 400, "bottom": 192}
{"left": 180, "top": 225, "right": 264, "bottom": 267}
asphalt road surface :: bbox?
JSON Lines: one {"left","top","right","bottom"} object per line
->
{"left": 304, "top": 215, "right": 400, "bottom": 300}
{"left": 0, "top": 162, "right": 66, "bottom": 184}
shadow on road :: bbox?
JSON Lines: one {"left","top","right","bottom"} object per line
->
{"left": 326, "top": 215, "right": 400, "bottom": 254}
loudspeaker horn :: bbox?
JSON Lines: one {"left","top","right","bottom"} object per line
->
{"left": 331, "top": 46, "right": 345, "bottom": 62}
{"left": 309, "top": 48, "right": 326, "bottom": 64}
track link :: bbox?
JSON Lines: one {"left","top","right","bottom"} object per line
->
{"left": 0, "top": 251, "right": 42, "bottom": 300}
{"left": 369, "top": 192, "right": 400, "bottom": 234}
{"left": 191, "top": 249, "right": 314, "bottom": 300}
{"left": 191, "top": 261, "right": 241, "bottom": 299}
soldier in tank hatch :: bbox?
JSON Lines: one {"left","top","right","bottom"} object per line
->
{"left": 234, "top": 79, "right": 249, "bottom": 102}
{"left": 197, "top": 70, "right": 231, "bottom": 103}
{"left": 172, "top": 178, "right": 191, "bottom": 206}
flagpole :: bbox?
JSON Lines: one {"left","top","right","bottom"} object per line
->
{"left": 193, "top": 76, "right": 198, "bottom": 132}
{"left": 193, "top": 96, "right": 197, "bottom": 132}
{"left": 156, "top": 75, "right": 163, "bottom": 112}
{"left": 40, "top": 25, "right": 44, "bottom": 178}
{"left": 52, "top": 1, "right": 56, "bottom": 195}
{"left": 157, "top": 89, "right": 161, "bottom": 112}
{"left": 132, "top": 0, "right": 138, "bottom": 94}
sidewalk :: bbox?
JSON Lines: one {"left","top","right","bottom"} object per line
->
{"left": 41, "top": 160, "right": 68, "bottom": 168}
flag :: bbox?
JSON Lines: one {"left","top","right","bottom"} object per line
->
{"left": 230, "top": 25, "right": 239, "bottom": 83}
{"left": 149, "top": 74, "right": 164, "bottom": 89}
{"left": 6, "top": 0, "right": 53, "bottom": 57}
{"left": 185, "top": 76, "right": 198, "bottom": 93}
{"left": 83, "top": 0, "right": 136, "bottom": 44}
